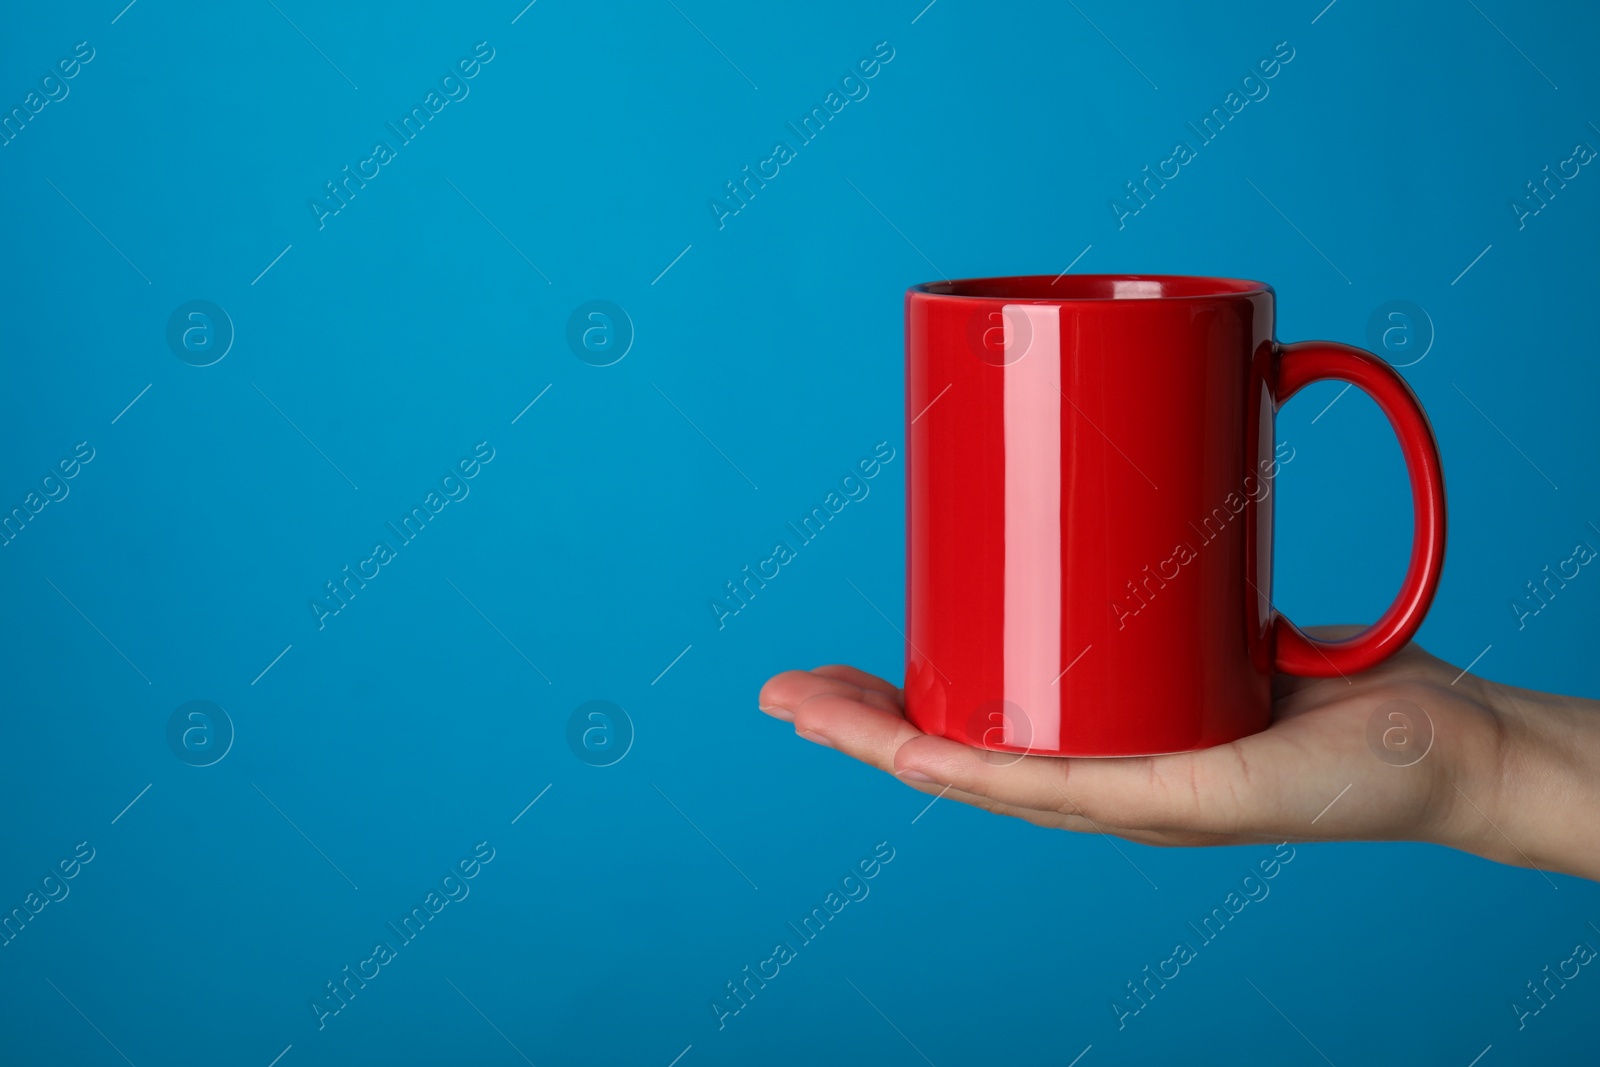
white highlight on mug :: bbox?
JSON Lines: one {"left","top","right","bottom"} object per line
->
{"left": 1112, "top": 279, "right": 1164, "bottom": 299}
{"left": 1002, "top": 303, "right": 1062, "bottom": 751}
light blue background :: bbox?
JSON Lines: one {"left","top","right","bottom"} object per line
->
{"left": 2, "top": 1, "right": 1596, "bottom": 1064}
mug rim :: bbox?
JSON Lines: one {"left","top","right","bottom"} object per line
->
{"left": 909, "top": 274, "right": 1273, "bottom": 302}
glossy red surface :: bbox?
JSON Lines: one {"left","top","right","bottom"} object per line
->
{"left": 904, "top": 275, "right": 1446, "bottom": 756}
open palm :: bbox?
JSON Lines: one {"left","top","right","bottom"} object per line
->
{"left": 758, "top": 631, "right": 1556, "bottom": 870}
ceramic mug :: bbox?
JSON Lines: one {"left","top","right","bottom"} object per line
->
{"left": 904, "top": 275, "right": 1445, "bottom": 757}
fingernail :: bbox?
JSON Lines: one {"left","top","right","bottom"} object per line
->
{"left": 760, "top": 703, "right": 794, "bottom": 722}
{"left": 798, "top": 729, "right": 833, "bottom": 748}
{"left": 897, "top": 768, "right": 936, "bottom": 783}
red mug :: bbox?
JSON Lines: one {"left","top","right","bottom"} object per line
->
{"left": 904, "top": 275, "right": 1445, "bottom": 757}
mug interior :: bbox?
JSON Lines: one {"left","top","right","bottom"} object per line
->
{"left": 913, "top": 274, "right": 1270, "bottom": 301}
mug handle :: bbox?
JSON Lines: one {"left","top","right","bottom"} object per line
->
{"left": 1271, "top": 341, "right": 1447, "bottom": 676}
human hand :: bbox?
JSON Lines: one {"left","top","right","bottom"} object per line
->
{"left": 758, "top": 631, "right": 1600, "bottom": 881}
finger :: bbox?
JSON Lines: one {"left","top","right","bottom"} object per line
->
{"left": 777, "top": 690, "right": 1089, "bottom": 828}
{"left": 790, "top": 692, "right": 926, "bottom": 777}
{"left": 810, "top": 664, "right": 902, "bottom": 702}
{"left": 787, "top": 697, "right": 1221, "bottom": 833}
{"left": 889, "top": 732, "right": 1105, "bottom": 817}
{"left": 759, "top": 670, "right": 867, "bottom": 720}
{"left": 895, "top": 775, "right": 1282, "bottom": 849}
{"left": 901, "top": 778, "right": 1089, "bottom": 832}
{"left": 889, "top": 732, "right": 1280, "bottom": 835}
{"left": 760, "top": 668, "right": 901, "bottom": 720}
{"left": 782, "top": 673, "right": 1321, "bottom": 839}
{"left": 786, "top": 688, "right": 1296, "bottom": 844}
{"left": 898, "top": 775, "right": 1130, "bottom": 835}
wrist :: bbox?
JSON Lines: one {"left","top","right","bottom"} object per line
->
{"left": 1457, "top": 675, "right": 1600, "bottom": 881}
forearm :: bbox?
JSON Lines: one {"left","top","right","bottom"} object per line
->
{"left": 1465, "top": 677, "right": 1600, "bottom": 881}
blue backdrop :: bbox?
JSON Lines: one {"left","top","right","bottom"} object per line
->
{"left": 3, "top": 1, "right": 1597, "bottom": 1064}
